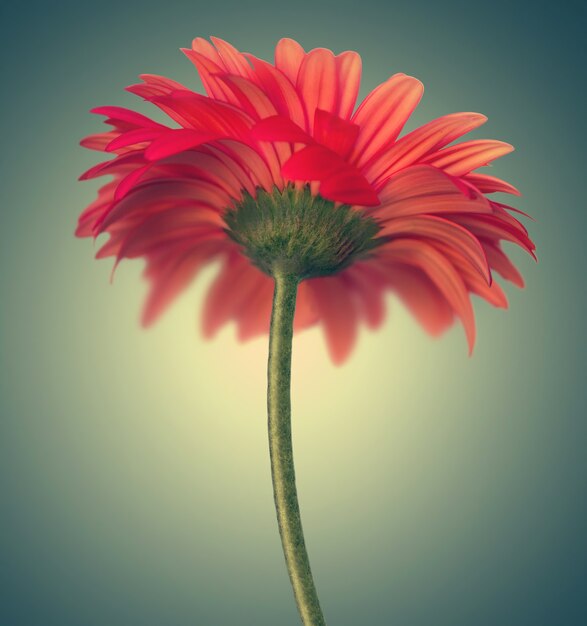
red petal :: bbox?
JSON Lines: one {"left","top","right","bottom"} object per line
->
{"left": 151, "top": 92, "right": 251, "bottom": 139}
{"left": 297, "top": 48, "right": 337, "bottom": 129}
{"left": 306, "top": 276, "right": 359, "bottom": 365}
{"left": 381, "top": 239, "right": 476, "bottom": 352}
{"left": 218, "top": 74, "right": 277, "bottom": 120}
{"left": 380, "top": 215, "right": 490, "bottom": 283}
{"left": 341, "top": 263, "right": 387, "bottom": 328}
{"left": 126, "top": 73, "right": 188, "bottom": 100}
{"left": 282, "top": 145, "right": 341, "bottom": 180}
{"left": 252, "top": 115, "right": 313, "bottom": 143}
{"left": 423, "top": 140, "right": 514, "bottom": 175}
{"left": 114, "top": 164, "right": 152, "bottom": 200}
{"left": 482, "top": 242, "right": 525, "bottom": 287}
{"left": 314, "top": 109, "right": 359, "bottom": 158}
{"left": 90, "top": 106, "right": 166, "bottom": 129}
{"left": 142, "top": 240, "right": 225, "bottom": 326}
{"left": 335, "top": 51, "right": 361, "bottom": 119}
{"left": 106, "top": 129, "right": 165, "bottom": 152}
{"left": 98, "top": 180, "right": 228, "bottom": 231}
{"left": 368, "top": 112, "right": 487, "bottom": 184}
{"left": 181, "top": 49, "right": 236, "bottom": 103}
{"left": 246, "top": 55, "right": 307, "bottom": 129}
{"left": 430, "top": 241, "right": 507, "bottom": 308}
{"left": 464, "top": 173, "right": 521, "bottom": 196}
{"left": 275, "top": 38, "right": 306, "bottom": 84}
{"left": 80, "top": 131, "right": 120, "bottom": 152}
{"left": 115, "top": 207, "right": 223, "bottom": 260}
{"left": 293, "top": 281, "right": 319, "bottom": 331}
{"left": 210, "top": 37, "right": 254, "bottom": 79}
{"left": 449, "top": 213, "right": 536, "bottom": 257}
{"left": 235, "top": 273, "right": 274, "bottom": 340}
{"left": 384, "top": 264, "right": 455, "bottom": 337}
{"left": 202, "top": 252, "right": 265, "bottom": 337}
{"left": 145, "top": 129, "right": 221, "bottom": 161}
{"left": 351, "top": 73, "right": 423, "bottom": 167}
{"left": 282, "top": 145, "right": 379, "bottom": 206}
{"left": 375, "top": 165, "right": 491, "bottom": 220}
{"left": 215, "top": 140, "right": 274, "bottom": 191}
{"left": 319, "top": 170, "right": 380, "bottom": 206}
{"left": 79, "top": 151, "right": 146, "bottom": 180}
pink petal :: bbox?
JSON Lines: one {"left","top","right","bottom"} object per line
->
{"left": 235, "top": 273, "right": 274, "bottom": 340}
{"left": 155, "top": 150, "right": 245, "bottom": 199}
{"left": 275, "top": 38, "right": 306, "bottom": 85}
{"left": 430, "top": 241, "right": 507, "bottom": 308}
{"left": 145, "top": 129, "right": 222, "bottom": 161}
{"left": 350, "top": 73, "right": 424, "bottom": 167}
{"left": 293, "top": 281, "right": 319, "bottom": 331}
{"left": 282, "top": 145, "right": 342, "bottom": 180}
{"left": 215, "top": 139, "right": 275, "bottom": 191}
{"left": 80, "top": 131, "right": 121, "bottom": 152}
{"left": 142, "top": 240, "right": 225, "bottom": 326}
{"left": 384, "top": 264, "right": 455, "bottom": 336}
{"left": 281, "top": 145, "right": 379, "bottom": 205}
{"left": 216, "top": 76, "right": 293, "bottom": 172}
{"left": 367, "top": 112, "right": 487, "bottom": 184}
{"left": 106, "top": 128, "right": 166, "bottom": 152}
{"left": 75, "top": 180, "right": 118, "bottom": 237}
{"left": 202, "top": 252, "right": 265, "bottom": 337}
{"left": 490, "top": 202, "right": 530, "bottom": 233}
{"left": 79, "top": 151, "right": 146, "bottom": 180}
{"left": 341, "top": 263, "right": 387, "bottom": 328}
{"left": 482, "top": 242, "right": 525, "bottom": 287}
{"left": 492, "top": 200, "right": 534, "bottom": 221}
{"left": 245, "top": 55, "right": 307, "bottom": 129}
{"left": 126, "top": 73, "right": 189, "bottom": 100}
{"left": 151, "top": 91, "right": 252, "bottom": 139}
{"left": 210, "top": 37, "right": 253, "bottom": 79}
{"left": 379, "top": 215, "right": 490, "bottom": 282}
{"left": 114, "top": 164, "right": 152, "bottom": 200}
{"left": 423, "top": 139, "right": 514, "bottom": 175}
{"left": 335, "top": 51, "right": 361, "bottom": 119}
{"left": 205, "top": 144, "right": 258, "bottom": 196}
{"left": 191, "top": 37, "right": 223, "bottom": 65}
{"left": 314, "top": 109, "right": 360, "bottom": 158}
{"left": 381, "top": 239, "right": 476, "bottom": 352}
{"left": 464, "top": 173, "right": 521, "bottom": 196}
{"left": 98, "top": 180, "right": 229, "bottom": 231}
{"left": 181, "top": 49, "right": 238, "bottom": 103}
{"left": 374, "top": 165, "right": 491, "bottom": 220}
{"left": 116, "top": 207, "right": 224, "bottom": 260}
{"left": 449, "top": 213, "right": 536, "bottom": 257}
{"left": 319, "top": 170, "right": 380, "bottom": 206}
{"left": 297, "top": 48, "right": 337, "bottom": 130}
{"left": 306, "top": 276, "right": 359, "bottom": 365}
{"left": 90, "top": 106, "right": 166, "bottom": 130}
{"left": 252, "top": 115, "right": 313, "bottom": 143}
{"left": 218, "top": 74, "right": 277, "bottom": 120}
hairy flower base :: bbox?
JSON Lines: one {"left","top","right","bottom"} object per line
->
{"left": 224, "top": 186, "right": 383, "bottom": 279}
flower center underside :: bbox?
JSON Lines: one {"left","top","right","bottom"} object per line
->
{"left": 224, "top": 186, "right": 383, "bottom": 280}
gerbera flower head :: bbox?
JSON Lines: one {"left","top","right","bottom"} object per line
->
{"left": 78, "top": 36, "right": 535, "bottom": 364}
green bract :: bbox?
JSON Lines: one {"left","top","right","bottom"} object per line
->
{"left": 224, "top": 186, "right": 383, "bottom": 279}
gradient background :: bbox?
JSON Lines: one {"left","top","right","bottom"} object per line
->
{"left": 1, "top": 1, "right": 585, "bottom": 624}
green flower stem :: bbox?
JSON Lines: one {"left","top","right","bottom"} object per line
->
{"left": 267, "top": 269, "right": 326, "bottom": 626}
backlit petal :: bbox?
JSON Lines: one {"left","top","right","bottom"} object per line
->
{"left": 350, "top": 74, "right": 423, "bottom": 167}
{"left": 275, "top": 38, "right": 305, "bottom": 84}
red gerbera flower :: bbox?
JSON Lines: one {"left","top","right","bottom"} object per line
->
{"left": 78, "top": 37, "right": 535, "bottom": 626}
{"left": 78, "top": 36, "right": 534, "bottom": 365}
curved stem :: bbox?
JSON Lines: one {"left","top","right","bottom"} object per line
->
{"left": 267, "top": 270, "right": 326, "bottom": 626}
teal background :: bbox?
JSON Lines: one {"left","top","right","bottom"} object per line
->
{"left": 1, "top": 1, "right": 585, "bottom": 624}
